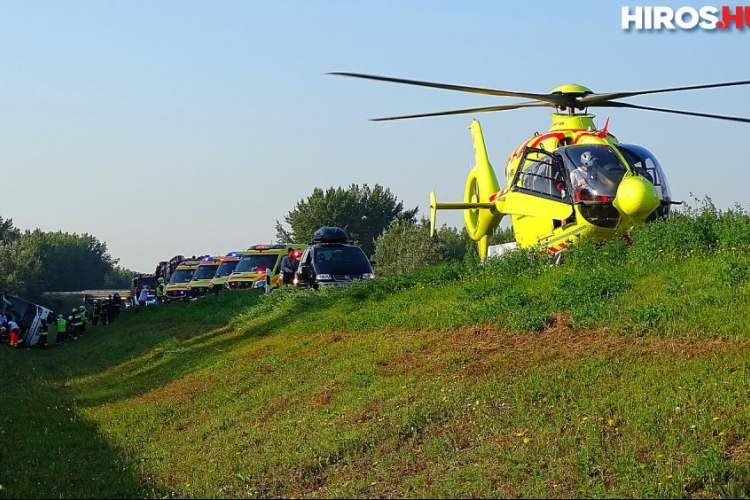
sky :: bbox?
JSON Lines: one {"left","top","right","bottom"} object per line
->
{"left": 0, "top": 0, "right": 748, "bottom": 272}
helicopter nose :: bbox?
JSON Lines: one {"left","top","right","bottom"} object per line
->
{"left": 613, "top": 174, "right": 660, "bottom": 221}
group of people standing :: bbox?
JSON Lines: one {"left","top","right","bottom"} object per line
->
{"left": 50, "top": 293, "right": 123, "bottom": 347}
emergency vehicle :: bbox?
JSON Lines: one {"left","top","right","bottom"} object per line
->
{"left": 155, "top": 255, "right": 185, "bottom": 284}
{"left": 164, "top": 258, "right": 204, "bottom": 300}
{"left": 131, "top": 273, "right": 157, "bottom": 306}
{"left": 207, "top": 252, "right": 242, "bottom": 292}
{"left": 225, "top": 244, "right": 305, "bottom": 290}
{"left": 186, "top": 256, "right": 222, "bottom": 298}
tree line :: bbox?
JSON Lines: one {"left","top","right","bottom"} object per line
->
{"left": 0, "top": 216, "right": 131, "bottom": 303}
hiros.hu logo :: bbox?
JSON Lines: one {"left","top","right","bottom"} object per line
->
{"left": 622, "top": 6, "right": 750, "bottom": 30}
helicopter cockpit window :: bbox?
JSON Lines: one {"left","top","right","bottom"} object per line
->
{"left": 615, "top": 144, "right": 672, "bottom": 200}
{"left": 516, "top": 154, "right": 568, "bottom": 200}
{"left": 562, "top": 145, "right": 628, "bottom": 201}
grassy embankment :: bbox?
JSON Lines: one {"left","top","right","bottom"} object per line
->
{"left": 1, "top": 202, "right": 750, "bottom": 498}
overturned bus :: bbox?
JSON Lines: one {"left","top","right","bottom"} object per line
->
{"left": 1, "top": 293, "right": 54, "bottom": 348}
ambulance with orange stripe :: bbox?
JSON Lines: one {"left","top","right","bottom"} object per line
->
{"left": 225, "top": 244, "right": 305, "bottom": 290}
{"left": 207, "top": 252, "right": 242, "bottom": 293}
{"left": 163, "top": 258, "right": 204, "bottom": 301}
{"left": 185, "top": 256, "right": 223, "bottom": 298}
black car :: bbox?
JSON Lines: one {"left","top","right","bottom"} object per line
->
{"left": 295, "top": 227, "right": 374, "bottom": 288}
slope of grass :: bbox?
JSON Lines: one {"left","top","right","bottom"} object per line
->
{"left": 1, "top": 203, "right": 750, "bottom": 498}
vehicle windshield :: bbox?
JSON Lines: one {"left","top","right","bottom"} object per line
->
{"left": 215, "top": 260, "right": 239, "bottom": 277}
{"left": 236, "top": 255, "right": 278, "bottom": 273}
{"left": 138, "top": 277, "right": 156, "bottom": 289}
{"left": 562, "top": 145, "right": 628, "bottom": 200}
{"left": 314, "top": 246, "right": 372, "bottom": 275}
{"left": 193, "top": 264, "right": 219, "bottom": 280}
{"left": 169, "top": 269, "right": 196, "bottom": 284}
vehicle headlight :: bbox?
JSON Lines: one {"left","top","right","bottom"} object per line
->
{"left": 317, "top": 274, "right": 332, "bottom": 281}
{"left": 255, "top": 280, "right": 266, "bottom": 289}
{"left": 362, "top": 273, "right": 375, "bottom": 279}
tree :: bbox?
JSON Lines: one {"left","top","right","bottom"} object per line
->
{"left": 104, "top": 266, "right": 135, "bottom": 289}
{"left": 0, "top": 216, "right": 125, "bottom": 301}
{"left": 276, "top": 184, "right": 418, "bottom": 257}
{"left": 0, "top": 217, "right": 21, "bottom": 246}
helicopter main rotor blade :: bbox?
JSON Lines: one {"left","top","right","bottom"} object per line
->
{"left": 371, "top": 101, "right": 551, "bottom": 122}
{"left": 594, "top": 101, "right": 750, "bottom": 124}
{"left": 581, "top": 80, "right": 750, "bottom": 106}
{"left": 329, "top": 72, "right": 570, "bottom": 107}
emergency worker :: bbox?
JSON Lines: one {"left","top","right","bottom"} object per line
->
{"left": 156, "top": 278, "right": 166, "bottom": 304}
{"left": 92, "top": 300, "right": 101, "bottom": 326}
{"left": 71, "top": 309, "right": 83, "bottom": 340}
{"left": 78, "top": 306, "right": 88, "bottom": 337}
{"left": 56, "top": 314, "right": 67, "bottom": 345}
{"left": 113, "top": 293, "right": 122, "bottom": 319}
{"left": 8, "top": 314, "right": 20, "bottom": 348}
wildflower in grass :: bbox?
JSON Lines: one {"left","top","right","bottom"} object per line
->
{"left": 516, "top": 431, "right": 525, "bottom": 437}
{"left": 607, "top": 419, "right": 615, "bottom": 427}
{"left": 713, "top": 417, "right": 720, "bottom": 422}
{"left": 581, "top": 417, "right": 589, "bottom": 423}
{"left": 523, "top": 437, "right": 531, "bottom": 444}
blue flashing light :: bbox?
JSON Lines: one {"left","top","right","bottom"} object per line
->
{"left": 226, "top": 252, "right": 240, "bottom": 257}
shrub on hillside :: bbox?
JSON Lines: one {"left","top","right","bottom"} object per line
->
{"left": 628, "top": 198, "right": 750, "bottom": 261}
{"left": 373, "top": 219, "right": 472, "bottom": 278}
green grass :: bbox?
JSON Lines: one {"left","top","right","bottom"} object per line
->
{"left": 2, "top": 204, "right": 750, "bottom": 498}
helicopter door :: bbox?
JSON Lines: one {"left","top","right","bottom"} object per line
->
{"left": 505, "top": 148, "right": 573, "bottom": 221}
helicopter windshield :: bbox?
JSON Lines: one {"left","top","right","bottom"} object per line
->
{"left": 561, "top": 145, "right": 628, "bottom": 201}
{"left": 616, "top": 143, "right": 672, "bottom": 219}
{"left": 615, "top": 144, "right": 671, "bottom": 199}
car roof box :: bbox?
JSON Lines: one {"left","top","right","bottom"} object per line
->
{"left": 312, "top": 227, "right": 350, "bottom": 244}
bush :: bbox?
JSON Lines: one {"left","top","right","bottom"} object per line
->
{"left": 373, "top": 219, "right": 474, "bottom": 278}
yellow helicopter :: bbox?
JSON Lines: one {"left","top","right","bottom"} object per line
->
{"left": 332, "top": 73, "right": 750, "bottom": 260}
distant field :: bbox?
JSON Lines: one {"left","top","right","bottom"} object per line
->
{"left": 1, "top": 203, "right": 749, "bottom": 499}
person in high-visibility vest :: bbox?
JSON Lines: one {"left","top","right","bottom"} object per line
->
{"left": 56, "top": 314, "right": 68, "bottom": 346}
{"left": 156, "top": 278, "right": 166, "bottom": 304}
{"left": 70, "top": 309, "right": 83, "bottom": 340}
{"left": 78, "top": 306, "right": 88, "bottom": 337}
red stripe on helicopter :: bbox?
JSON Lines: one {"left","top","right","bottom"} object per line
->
{"left": 528, "top": 132, "right": 566, "bottom": 150}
